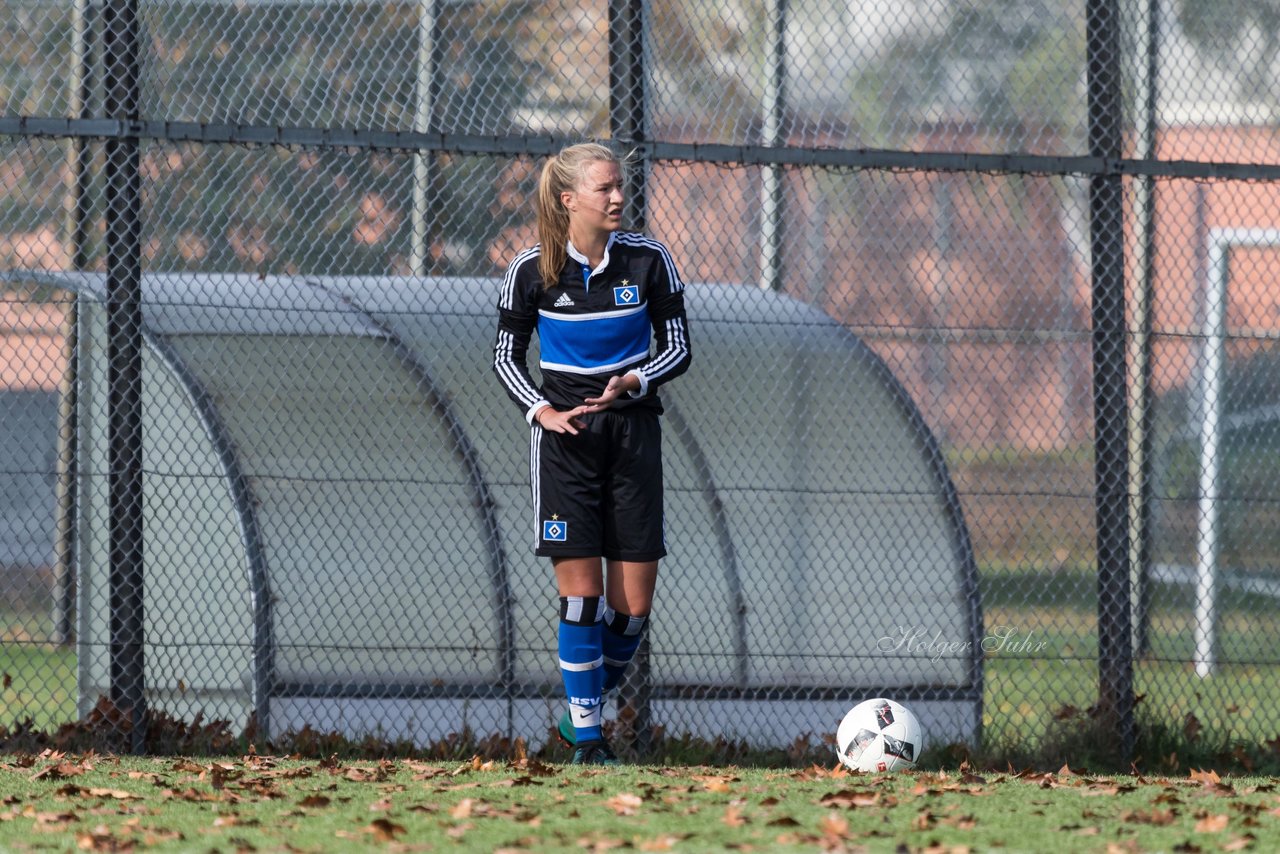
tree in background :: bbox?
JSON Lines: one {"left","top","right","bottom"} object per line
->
{"left": 1178, "top": 0, "right": 1280, "bottom": 114}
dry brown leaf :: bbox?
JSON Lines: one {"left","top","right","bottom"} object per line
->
{"left": 819, "top": 811, "right": 850, "bottom": 839}
{"left": 1194, "top": 814, "right": 1229, "bottom": 833}
{"left": 942, "top": 813, "right": 978, "bottom": 830}
{"left": 141, "top": 827, "right": 184, "bottom": 845}
{"left": 367, "top": 818, "right": 407, "bottom": 841}
{"left": 722, "top": 804, "right": 746, "bottom": 827}
{"left": 450, "top": 798, "right": 475, "bottom": 819}
{"left": 75, "top": 828, "right": 124, "bottom": 851}
{"left": 636, "top": 834, "right": 685, "bottom": 851}
{"left": 298, "top": 795, "right": 330, "bottom": 808}
{"left": 1190, "top": 769, "right": 1221, "bottom": 786}
{"left": 446, "top": 822, "right": 474, "bottom": 839}
{"left": 1122, "top": 808, "right": 1176, "bottom": 825}
{"left": 1105, "top": 842, "right": 1141, "bottom": 854}
{"left": 32, "top": 762, "right": 89, "bottom": 781}
{"left": 1081, "top": 786, "right": 1121, "bottom": 797}
{"left": 1222, "top": 834, "right": 1256, "bottom": 851}
{"left": 820, "top": 789, "right": 880, "bottom": 809}
{"left": 605, "top": 793, "right": 643, "bottom": 817}
{"left": 85, "top": 788, "right": 141, "bottom": 801}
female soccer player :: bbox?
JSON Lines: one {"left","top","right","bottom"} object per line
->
{"left": 493, "top": 142, "right": 692, "bottom": 765}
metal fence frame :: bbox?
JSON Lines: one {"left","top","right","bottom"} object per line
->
{"left": 5, "top": 0, "right": 1280, "bottom": 760}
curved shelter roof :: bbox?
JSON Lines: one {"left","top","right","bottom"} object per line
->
{"left": 57, "top": 272, "right": 980, "bottom": 747}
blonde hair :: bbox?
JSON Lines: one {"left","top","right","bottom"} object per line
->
{"left": 535, "top": 142, "right": 624, "bottom": 290}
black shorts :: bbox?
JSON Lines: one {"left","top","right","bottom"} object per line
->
{"left": 529, "top": 408, "right": 666, "bottom": 561}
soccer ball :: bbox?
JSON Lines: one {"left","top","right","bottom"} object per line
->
{"left": 836, "top": 698, "right": 924, "bottom": 772}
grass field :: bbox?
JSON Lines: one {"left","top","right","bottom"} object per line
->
{"left": 6, "top": 562, "right": 1280, "bottom": 764}
{"left": 0, "top": 640, "right": 75, "bottom": 730}
{"left": 1, "top": 752, "right": 1276, "bottom": 852}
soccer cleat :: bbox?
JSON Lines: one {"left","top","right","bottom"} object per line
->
{"left": 570, "top": 739, "right": 621, "bottom": 766}
{"left": 556, "top": 711, "right": 577, "bottom": 746}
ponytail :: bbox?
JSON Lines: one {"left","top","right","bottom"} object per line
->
{"left": 534, "top": 142, "right": 624, "bottom": 290}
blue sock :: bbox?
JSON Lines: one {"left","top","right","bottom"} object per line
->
{"left": 559, "top": 596, "right": 604, "bottom": 742}
{"left": 601, "top": 605, "right": 648, "bottom": 695}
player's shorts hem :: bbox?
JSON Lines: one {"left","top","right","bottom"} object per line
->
{"left": 534, "top": 548, "right": 668, "bottom": 561}
{"left": 604, "top": 548, "right": 667, "bottom": 562}
{"left": 535, "top": 547, "right": 608, "bottom": 558}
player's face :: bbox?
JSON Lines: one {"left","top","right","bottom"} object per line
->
{"left": 563, "top": 160, "right": 624, "bottom": 236}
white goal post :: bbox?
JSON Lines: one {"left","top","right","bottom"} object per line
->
{"left": 1191, "top": 228, "right": 1280, "bottom": 677}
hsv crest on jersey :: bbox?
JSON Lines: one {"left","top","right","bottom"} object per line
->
{"left": 613, "top": 282, "right": 639, "bottom": 306}
{"left": 543, "top": 519, "right": 568, "bottom": 542}
{"left": 554, "top": 292, "right": 574, "bottom": 308}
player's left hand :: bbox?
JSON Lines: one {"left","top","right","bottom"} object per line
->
{"left": 583, "top": 373, "right": 639, "bottom": 411}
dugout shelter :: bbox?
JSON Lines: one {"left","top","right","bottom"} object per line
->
{"left": 49, "top": 271, "right": 982, "bottom": 748}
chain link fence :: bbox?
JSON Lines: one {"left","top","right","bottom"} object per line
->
{"left": 2, "top": 0, "right": 1279, "bottom": 760}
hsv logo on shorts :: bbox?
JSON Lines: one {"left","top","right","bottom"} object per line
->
{"left": 613, "top": 280, "right": 639, "bottom": 306}
{"left": 542, "top": 519, "right": 568, "bottom": 542}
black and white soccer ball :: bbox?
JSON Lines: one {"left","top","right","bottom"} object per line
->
{"left": 836, "top": 698, "right": 924, "bottom": 772}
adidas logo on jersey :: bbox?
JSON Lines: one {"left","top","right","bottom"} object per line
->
{"left": 554, "top": 293, "right": 574, "bottom": 307}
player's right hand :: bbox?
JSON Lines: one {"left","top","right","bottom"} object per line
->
{"left": 536, "top": 405, "right": 589, "bottom": 435}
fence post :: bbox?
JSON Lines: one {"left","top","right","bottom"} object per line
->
{"left": 758, "top": 0, "right": 787, "bottom": 291}
{"left": 608, "top": 0, "right": 652, "bottom": 754}
{"left": 103, "top": 0, "right": 147, "bottom": 754}
{"left": 1087, "top": 0, "right": 1135, "bottom": 761}
{"left": 608, "top": 0, "right": 646, "bottom": 227}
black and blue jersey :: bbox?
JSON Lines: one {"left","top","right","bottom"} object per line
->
{"left": 494, "top": 231, "right": 692, "bottom": 422}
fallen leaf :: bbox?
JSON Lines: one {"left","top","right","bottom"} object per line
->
{"left": 605, "top": 793, "right": 642, "bottom": 817}
{"left": 1222, "top": 834, "right": 1256, "bottom": 851}
{"left": 32, "top": 762, "right": 89, "bottom": 781}
{"left": 722, "top": 804, "right": 746, "bottom": 827}
{"left": 692, "top": 774, "right": 737, "bottom": 792}
{"left": 85, "top": 788, "right": 141, "bottom": 801}
{"left": 366, "top": 819, "right": 404, "bottom": 839}
{"left": 298, "top": 795, "right": 331, "bottom": 808}
{"left": 820, "top": 789, "right": 880, "bottom": 809}
{"left": 367, "top": 818, "right": 406, "bottom": 841}
{"left": 941, "top": 813, "right": 978, "bottom": 829}
{"left": 636, "top": 834, "right": 685, "bottom": 851}
{"left": 819, "top": 811, "right": 849, "bottom": 839}
{"left": 75, "top": 828, "right": 124, "bottom": 851}
{"left": 1122, "top": 808, "right": 1176, "bottom": 826}
{"left": 450, "top": 798, "right": 474, "bottom": 819}
{"left": 1190, "top": 769, "right": 1221, "bottom": 786}
{"left": 446, "top": 822, "right": 474, "bottom": 839}
{"left": 1194, "top": 814, "right": 1229, "bottom": 833}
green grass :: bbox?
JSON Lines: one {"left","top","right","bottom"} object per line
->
{"left": 0, "top": 641, "right": 75, "bottom": 731}
{"left": 978, "top": 563, "right": 1280, "bottom": 748}
{"left": 7, "top": 562, "right": 1280, "bottom": 766}
{"left": 1, "top": 754, "right": 1276, "bottom": 852}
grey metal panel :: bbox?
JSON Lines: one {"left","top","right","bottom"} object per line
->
{"left": 56, "top": 269, "right": 978, "bottom": 742}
